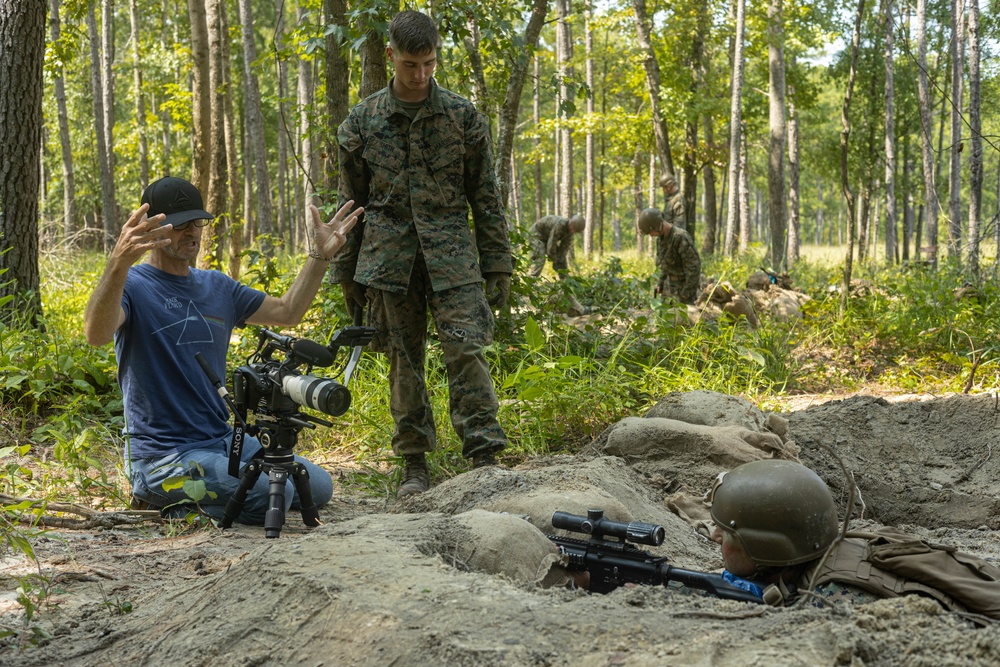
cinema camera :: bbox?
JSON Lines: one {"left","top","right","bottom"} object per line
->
{"left": 196, "top": 321, "right": 374, "bottom": 538}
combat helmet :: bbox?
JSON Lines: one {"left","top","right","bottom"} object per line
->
{"left": 709, "top": 459, "right": 840, "bottom": 567}
{"left": 637, "top": 208, "right": 664, "bottom": 234}
{"left": 659, "top": 173, "right": 678, "bottom": 189}
{"left": 568, "top": 215, "right": 585, "bottom": 233}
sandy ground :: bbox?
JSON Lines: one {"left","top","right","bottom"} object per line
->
{"left": 3, "top": 391, "right": 1000, "bottom": 666}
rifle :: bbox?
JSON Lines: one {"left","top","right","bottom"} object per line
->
{"left": 547, "top": 509, "right": 763, "bottom": 604}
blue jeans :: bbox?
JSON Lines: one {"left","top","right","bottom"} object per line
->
{"left": 128, "top": 434, "right": 334, "bottom": 525}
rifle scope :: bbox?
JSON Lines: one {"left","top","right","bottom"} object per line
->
{"left": 551, "top": 509, "right": 665, "bottom": 547}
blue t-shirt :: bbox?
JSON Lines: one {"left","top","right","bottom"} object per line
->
{"left": 115, "top": 263, "right": 266, "bottom": 459}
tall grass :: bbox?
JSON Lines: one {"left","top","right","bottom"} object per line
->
{"left": 3, "top": 245, "right": 996, "bottom": 504}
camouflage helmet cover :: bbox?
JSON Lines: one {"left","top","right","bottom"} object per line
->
{"left": 568, "top": 215, "right": 585, "bottom": 232}
{"left": 638, "top": 208, "right": 664, "bottom": 234}
{"left": 709, "top": 459, "right": 840, "bottom": 567}
{"left": 659, "top": 173, "right": 678, "bottom": 189}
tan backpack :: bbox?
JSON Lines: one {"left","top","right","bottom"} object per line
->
{"left": 792, "top": 528, "right": 1000, "bottom": 621}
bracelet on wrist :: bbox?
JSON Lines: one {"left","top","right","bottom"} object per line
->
{"left": 308, "top": 249, "right": 332, "bottom": 262}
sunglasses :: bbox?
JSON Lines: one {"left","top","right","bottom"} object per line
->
{"left": 171, "top": 219, "right": 210, "bottom": 232}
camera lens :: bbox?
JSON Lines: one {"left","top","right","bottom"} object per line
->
{"left": 281, "top": 374, "right": 351, "bottom": 416}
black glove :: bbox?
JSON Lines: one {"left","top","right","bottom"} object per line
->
{"left": 340, "top": 280, "right": 366, "bottom": 318}
{"left": 483, "top": 272, "right": 511, "bottom": 309}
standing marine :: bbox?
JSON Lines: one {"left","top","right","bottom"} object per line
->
{"left": 332, "top": 10, "right": 512, "bottom": 497}
{"left": 638, "top": 206, "right": 701, "bottom": 304}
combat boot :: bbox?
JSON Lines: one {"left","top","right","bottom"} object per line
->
{"left": 472, "top": 450, "right": 497, "bottom": 469}
{"left": 397, "top": 454, "right": 430, "bottom": 497}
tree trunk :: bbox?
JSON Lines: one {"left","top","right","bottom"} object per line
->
{"left": 0, "top": 0, "right": 45, "bottom": 321}
{"left": 274, "top": 0, "right": 289, "bottom": 244}
{"left": 787, "top": 80, "right": 800, "bottom": 266}
{"left": 236, "top": 0, "right": 274, "bottom": 242}
{"left": 916, "top": 0, "right": 939, "bottom": 265}
{"left": 724, "top": 0, "right": 747, "bottom": 256}
{"left": 188, "top": 0, "right": 211, "bottom": 197}
{"left": 632, "top": 0, "right": 674, "bottom": 180}
{"left": 947, "top": 0, "right": 965, "bottom": 261}
{"left": 683, "top": 12, "right": 707, "bottom": 237}
{"left": 701, "top": 113, "right": 718, "bottom": 256}
{"left": 840, "top": 0, "right": 866, "bottom": 315}
{"left": 815, "top": 177, "right": 825, "bottom": 245}
{"left": 461, "top": 15, "right": 488, "bottom": 110}
{"left": 557, "top": 0, "right": 573, "bottom": 218}
{"left": 966, "top": 0, "right": 981, "bottom": 281}
{"left": 298, "top": 5, "right": 319, "bottom": 216}
{"left": 50, "top": 0, "right": 76, "bottom": 244}
{"left": 219, "top": 0, "right": 241, "bottom": 278}
{"left": 633, "top": 149, "right": 643, "bottom": 253}
{"left": 359, "top": 28, "right": 387, "bottom": 100}
{"left": 739, "top": 124, "right": 751, "bottom": 251}
{"left": 494, "top": 0, "right": 546, "bottom": 208}
{"left": 584, "top": 1, "right": 595, "bottom": 258}
{"left": 199, "top": 0, "right": 229, "bottom": 270}
{"left": 101, "top": 0, "right": 115, "bottom": 204}
{"left": 87, "top": 5, "right": 115, "bottom": 251}
{"left": 324, "top": 0, "right": 348, "bottom": 193}
{"left": 533, "top": 56, "right": 543, "bottom": 224}
{"left": 767, "top": 0, "right": 787, "bottom": 271}
{"left": 884, "top": 0, "right": 897, "bottom": 265}
{"left": 128, "top": 0, "right": 149, "bottom": 191}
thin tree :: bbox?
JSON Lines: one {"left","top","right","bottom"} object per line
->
{"left": 50, "top": 0, "right": 76, "bottom": 243}
{"left": 787, "top": 77, "right": 800, "bottom": 266}
{"left": 916, "top": 0, "right": 939, "bottom": 265}
{"left": 632, "top": 0, "right": 674, "bottom": 183}
{"left": 884, "top": 0, "right": 897, "bottom": 264}
{"left": 947, "top": 0, "right": 965, "bottom": 260}
{"left": 0, "top": 0, "right": 46, "bottom": 321}
{"left": 189, "top": 0, "right": 210, "bottom": 196}
{"left": 128, "top": 0, "right": 149, "bottom": 191}
{"left": 557, "top": 0, "right": 573, "bottom": 218}
{"left": 966, "top": 0, "right": 981, "bottom": 281}
{"left": 840, "top": 0, "right": 866, "bottom": 315}
{"left": 724, "top": 0, "right": 747, "bottom": 256}
{"left": 584, "top": 0, "right": 595, "bottom": 257}
{"left": 493, "top": 0, "right": 547, "bottom": 208}
{"left": 236, "top": 0, "right": 274, "bottom": 241}
{"left": 87, "top": 4, "right": 115, "bottom": 251}
{"left": 219, "top": 0, "right": 242, "bottom": 278}
{"left": 767, "top": 0, "right": 787, "bottom": 271}
{"left": 199, "top": 0, "right": 229, "bottom": 270}
{"left": 324, "top": 0, "right": 348, "bottom": 194}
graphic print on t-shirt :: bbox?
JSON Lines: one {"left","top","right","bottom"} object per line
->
{"left": 151, "top": 296, "right": 217, "bottom": 345}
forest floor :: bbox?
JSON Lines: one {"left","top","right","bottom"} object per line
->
{"left": 3, "top": 390, "right": 1000, "bottom": 666}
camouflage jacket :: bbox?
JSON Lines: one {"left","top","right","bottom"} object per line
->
{"left": 664, "top": 191, "right": 686, "bottom": 230}
{"left": 655, "top": 225, "right": 701, "bottom": 303}
{"left": 332, "top": 78, "right": 513, "bottom": 294}
{"left": 530, "top": 215, "right": 574, "bottom": 264}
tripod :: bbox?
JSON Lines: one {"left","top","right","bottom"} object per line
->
{"left": 220, "top": 417, "right": 321, "bottom": 539}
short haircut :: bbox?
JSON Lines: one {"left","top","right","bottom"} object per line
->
{"left": 388, "top": 10, "right": 440, "bottom": 55}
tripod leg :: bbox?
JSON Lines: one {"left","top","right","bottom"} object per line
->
{"left": 264, "top": 466, "right": 290, "bottom": 539}
{"left": 221, "top": 459, "right": 264, "bottom": 528}
{"left": 290, "top": 464, "right": 321, "bottom": 528}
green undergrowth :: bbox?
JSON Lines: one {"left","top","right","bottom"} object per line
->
{"left": 2, "top": 245, "right": 998, "bottom": 518}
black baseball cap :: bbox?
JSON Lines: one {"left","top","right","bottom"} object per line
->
{"left": 141, "top": 177, "right": 214, "bottom": 227}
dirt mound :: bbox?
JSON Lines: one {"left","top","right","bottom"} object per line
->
{"left": 790, "top": 393, "right": 1000, "bottom": 530}
{"left": 6, "top": 391, "right": 1000, "bottom": 666}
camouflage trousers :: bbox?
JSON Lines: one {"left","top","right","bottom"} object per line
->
{"left": 369, "top": 260, "right": 508, "bottom": 459}
{"left": 659, "top": 274, "right": 696, "bottom": 305}
{"left": 528, "top": 238, "right": 568, "bottom": 277}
